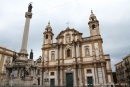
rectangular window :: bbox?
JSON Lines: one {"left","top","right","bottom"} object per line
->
{"left": 50, "top": 72, "right": 55, "bottom": 76}
{"left": 87, "top": 69, "right": 92, "bottom": 74}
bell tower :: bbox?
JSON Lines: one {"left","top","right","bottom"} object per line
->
{"left": 88, "top": 10, "right": 100, "bottom": 37}
{"left": 43, "top": 22, "right": 54, "bottom": 46}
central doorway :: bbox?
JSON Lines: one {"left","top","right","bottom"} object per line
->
{"left": 50, "top": 79, "right": 55, "bottom": 86}
{"left": 87, "top": 77, "right": 93, "bottom": 87}
{"left": 66, "top": 73, "right": 73, "bottom": 87}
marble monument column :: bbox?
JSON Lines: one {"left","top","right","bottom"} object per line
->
{"left": 20, "top": 4, "right": 33, "bottom": 56}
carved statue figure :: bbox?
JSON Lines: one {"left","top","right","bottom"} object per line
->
{"left": 25, "top": 65, "right": 30, "bottom": 76}
{"left": 12, "top": 52, "right": 16, "bottom": 62}
{"left": 86, "top": 48, "right": 89, "bottom": 56}
{"left": 6, "top": 57, "right": 10, "bottom": 65}
{"left": 30, "top": 49, "right": 33, "bottom": 59}
{"left": 20, "top": 68, "right": 24, "bottom": 79}
{"left": 51, "top": 53, "right": 55, "bottom": 60}
{"left": 28, "top": 3, "right": 33, "bottom": 12}
{"left": 66, "top": 66, "right": 71, "bottom": 71}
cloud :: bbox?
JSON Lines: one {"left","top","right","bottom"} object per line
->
{"left": 0, "top": 0, "right": 130, "bottom": 71}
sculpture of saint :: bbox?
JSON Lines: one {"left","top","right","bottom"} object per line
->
{"left": 25, "top": 66, "right": 30, "bottom": 76}
{"left": 28, "top": 3, "right": 33, "bottom": 12}
{"left": 86, "top": 48, "right": 89, "bottom": 56}
{"left": 51, "top": 53, "right": 55, "bottom": 60}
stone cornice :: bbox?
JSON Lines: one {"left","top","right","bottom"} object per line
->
{"left": 88, "top": 20, "right": 99, "bottom": 24}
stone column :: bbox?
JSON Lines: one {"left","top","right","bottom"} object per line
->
{"left": 73, "top": 43, "right": 75, "bottom": 58}
{"left": 60, "top": 45, "right": 62, "bottom": 59}
{"left": 60, "top": 67, "right": 63, "bottom": 86}
{"left": 60, "top": 45, "right": 62, "bottom": 65}
{"left": 73, "top": 67, "right": 77, "bottom": 86}
{"left": 78, "top": 65, "right": 82, "bottom": 86}
{"left": 76, "top": 45, "right": 78, "bottom": 57}
{"left": 94, "top": 64, "right": 98, "bottom": 86}
{"left": 72, "top": 43, "right": 74, "bottom": 58}
{"left": 56, "top": 46, "right": 58, "bottom": 60}
{"left": 101, "top": 63, "right": 106, "bottom": 85}
{"left": 40, "top": 69, "right": 42, "bottom": 85}
{"left": 20, "top": 12, "right": 32, "bottom": 54}
{"left": 56, "top": 67, "right": 58, "bottom": 86}
{"left": 78, "top": 44, "right": 80, "bottom": 57}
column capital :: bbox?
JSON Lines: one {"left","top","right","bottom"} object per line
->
{"left": 78, "top": 65, "right": 82, "bottom": 69}
{"left": 73, "top": 65, "right": 76, "bottom": 69}
{"left": 94, "top": 64, "right": 97, "bottom": 68}
{"left": 60, "top": 66, "right": 63, "bottom": 70}
{"left": 101, "top": 63, "right": 104, "bottom": 67}
{"left": 56, "top": 66, "right": 58, "bottom": 70}
{"left": 25, "top": 12, "right": 32, "bottom": 18}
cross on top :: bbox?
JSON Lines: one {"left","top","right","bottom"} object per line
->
{"left": 66, "top": 22, "right": 70, "bottom": 27}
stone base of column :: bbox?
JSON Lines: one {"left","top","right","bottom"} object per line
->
{"left": 15, "top": 52, "right": 28, "bottom": 63}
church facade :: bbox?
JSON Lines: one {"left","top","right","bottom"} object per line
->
{"left": 41, "top": 11, "right": 113, "bottom": 86}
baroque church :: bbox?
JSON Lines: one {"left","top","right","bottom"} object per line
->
{"left": 1, "top": 3, "right": 113, "bottom": 86}
{"left": 41, "top": 10, "right": 113, "bottom": 86}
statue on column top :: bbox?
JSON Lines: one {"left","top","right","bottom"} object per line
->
{"left": 28, "top": 3, "right": 33, "bottom": 12}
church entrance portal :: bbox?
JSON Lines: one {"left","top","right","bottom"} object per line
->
{"left": 66, "top": 73, "right": 73, "bottom": 87}
{"left": 87, "top": 77, "right": 93, "bottom": 87}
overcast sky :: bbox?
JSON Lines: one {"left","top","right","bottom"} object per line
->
{"left": 0, "top": 0, "right": 130, "bottom": 71}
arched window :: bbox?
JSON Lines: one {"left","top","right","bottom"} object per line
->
{"left": 46, "top": 35, "right": 48, "bottom": 39}
{"left": 51, "top": 52, "right": 55, "bottom": 60}
{"left": 92, "top": 24, "right": 96, "bottom": 29}
{"left": 85, "top": 48, "right": 89, "bottom": 56}
{"left": 67, "top": 49, "right": 70, "bottom": 57}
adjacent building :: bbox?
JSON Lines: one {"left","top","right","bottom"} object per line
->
{"left": 0, "top": 46, "right": 15, "bottom": 84}
{"left": 115, "top": 54, "right": 130, "bottom": 86}
{"left": 41, "top": 10, "right": 113, "bottom": 86}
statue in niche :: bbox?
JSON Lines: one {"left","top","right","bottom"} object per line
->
{"left": 86, "top": 48, "right": 89, "bottom": 56}
{"left": 28, "top": 3, "right": 33, "bottom": 12}
{"left": 51, "top": 53, "right": 55, "bottom": 60}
